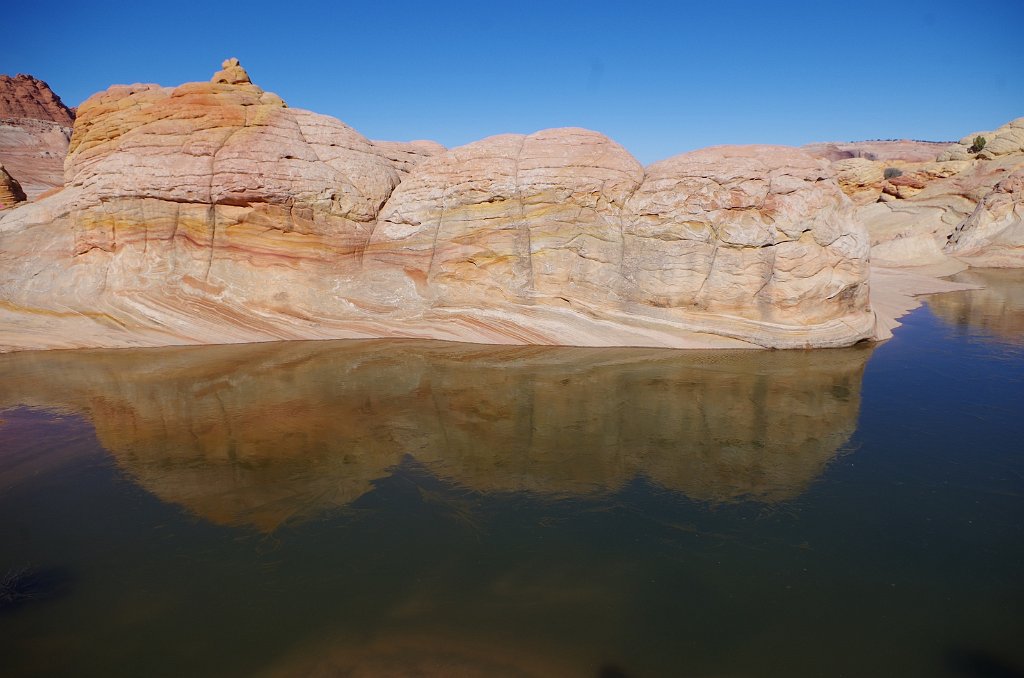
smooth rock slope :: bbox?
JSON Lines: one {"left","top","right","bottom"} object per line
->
{"left": 0, "top": 60, "right": 877, "bottom": 351}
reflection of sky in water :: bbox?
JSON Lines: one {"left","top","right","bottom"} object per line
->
{"left": 0, "top": 270, "right": 1022, "bottom": 677}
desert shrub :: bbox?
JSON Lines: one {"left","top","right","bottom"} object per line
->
{"left": 883, "top": 167, "right": 903, "bottom": 180}
{"left": 970, "top": 135, "right": 987, "bottom": 153}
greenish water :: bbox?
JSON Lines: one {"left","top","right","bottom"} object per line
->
{"left": 1, "top": 269, "right": 1022, "bottom": 677}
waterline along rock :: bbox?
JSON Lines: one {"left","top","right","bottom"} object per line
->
{"left": 0, "top": 60, "right": 876, "bottom": 352}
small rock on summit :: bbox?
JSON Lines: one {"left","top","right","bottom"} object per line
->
{"left": 211, "top": 58, "right": 252, "bottom": 85}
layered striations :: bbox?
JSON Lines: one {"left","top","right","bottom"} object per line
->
{"left": 624, "top": 146, "right": 869, "bottom": 329}
{"left": 945, "top": 170, "right": 1024, "bottom": 266}
{"left": 939, "top": 117, "right": 1024, "bottom": 161}
{"left": 0, "top": 164, "right": 27, "bottom": 208}
{"left": 0, "top": 74, "right": 75, "bottom": 125}
{"left": 0, "top": 74, "right": 75, "bottom": 199}
{"left": 805, "top": 119, "right": 1024, "bottom": 270}
{"left": 0, "top": 60, "right": 876, "bottom": 351}
{"left": 365, "top": 136, "right": 874, "bottom": 347}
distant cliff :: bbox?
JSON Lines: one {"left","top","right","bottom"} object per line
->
{"left": 0, "top": 73, "right": 74, "bottom": 199}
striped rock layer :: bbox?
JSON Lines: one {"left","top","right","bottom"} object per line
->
{"left": 0, "top": 74, "right": 74, "bottom": 199}
{"left": 0, "top": 60, "right": 875, "bottom": 352}
{"left": 0, "top": 163, "right": 27, "bottom": 209}
{"left": 803, "top": 118, "right": 1024, "bottom": 269}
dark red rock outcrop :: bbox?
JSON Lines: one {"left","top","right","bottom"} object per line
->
{"left": 0, "top": 74, "right": 75, "bottom": 126}
{"left": 0, "top": 74, "right": 74, "bottom": 199}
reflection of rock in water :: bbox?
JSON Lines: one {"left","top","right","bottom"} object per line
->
{"left": 0, "top": 340, "right": 872, "bottom": 530}
{"left": 255, "top": 630, "right": 588, "bottom": 678}
{"left": 927, "top": 268, "right": 1024, "bottom": 343}
{"left": 0, "top": 565, "right": 73, "bottom": 612}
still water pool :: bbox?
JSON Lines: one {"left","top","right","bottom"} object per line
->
{"left": 1, "top": 269, "right": 1022, "bottom": 677}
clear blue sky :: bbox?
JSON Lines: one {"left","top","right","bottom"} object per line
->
{"left": 6, "top": 0, "right": 1023, "bottom": 164}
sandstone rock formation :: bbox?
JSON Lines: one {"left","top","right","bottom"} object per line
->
{"left": 371, "top": 139, "right": 447, "bottom": 174}
{"left": 0, "top": 339, "right": 871, "bottom": 529}
{"left": 945, "top": 169, "right": 1024, "bottom": 266}
{"left": 210, "top": 57, "right": 251, "bottom": 86}
{"left": 0, "top": 74, "right": 74, "bottom": 199}
{"left": 0, "top": 163, "right": 26, "bottom": 208}
{"left": 0, "top": 74, "right": 75, "bottom": 126}
{"left": 939, "top": 117, "right": 1024, "bottom": 161}
{"left": 806, "top": 119, "right": 1024, "bottom": 269}
{"left": 0, "top": 59, "right": 878, "bottom": 351}
{"left": 366, "top": 127, "right": 647, "bottom": 313}
{"left": 0, "top": 119, "right": 72, "bottom": 198}
{"left": 623, "top": 145, "right": 869, "bottom": 329}
{"left": 365, "top": 137, "right": 873, "bottom": 347}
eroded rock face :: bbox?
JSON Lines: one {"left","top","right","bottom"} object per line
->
{"left": 624, "top": 145, "right": 870, "bottom": 329}
{"left": 861, "top": 154, "right": 1024, "bottom": 268}
{"left": 940, "top": 117, "right": 1024, "bottom": 161}
{"left": 371, "top": 139, "right": 447, "bottom": 174}
{"left": 0, "top": 74, "right": 75, "bottom": 126}
{"left": 804, "top": 119, "right": 1024, "bottom": 269}
{"left": 0, "top": 164, "right": 27, "bottom": 208}
{"left": 0, "top": 74, "right": 74, "bottom": 199}
{"left": 368, "top": 128, "right": 646, "bottom": 309}
{"left": 945, "top": 170, "right": 1024, "bottom": 266}
{"left": 0, "top": 60, "right": 876, "bottom": 351}
{"left": 0, "top": 119, "right": 71, "bottom": 199}
{"left": 366, "top": 139, "right": 873, "bottom": 347}
{"left": 65, "top": 65, "right": 402, "bottom": 237}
